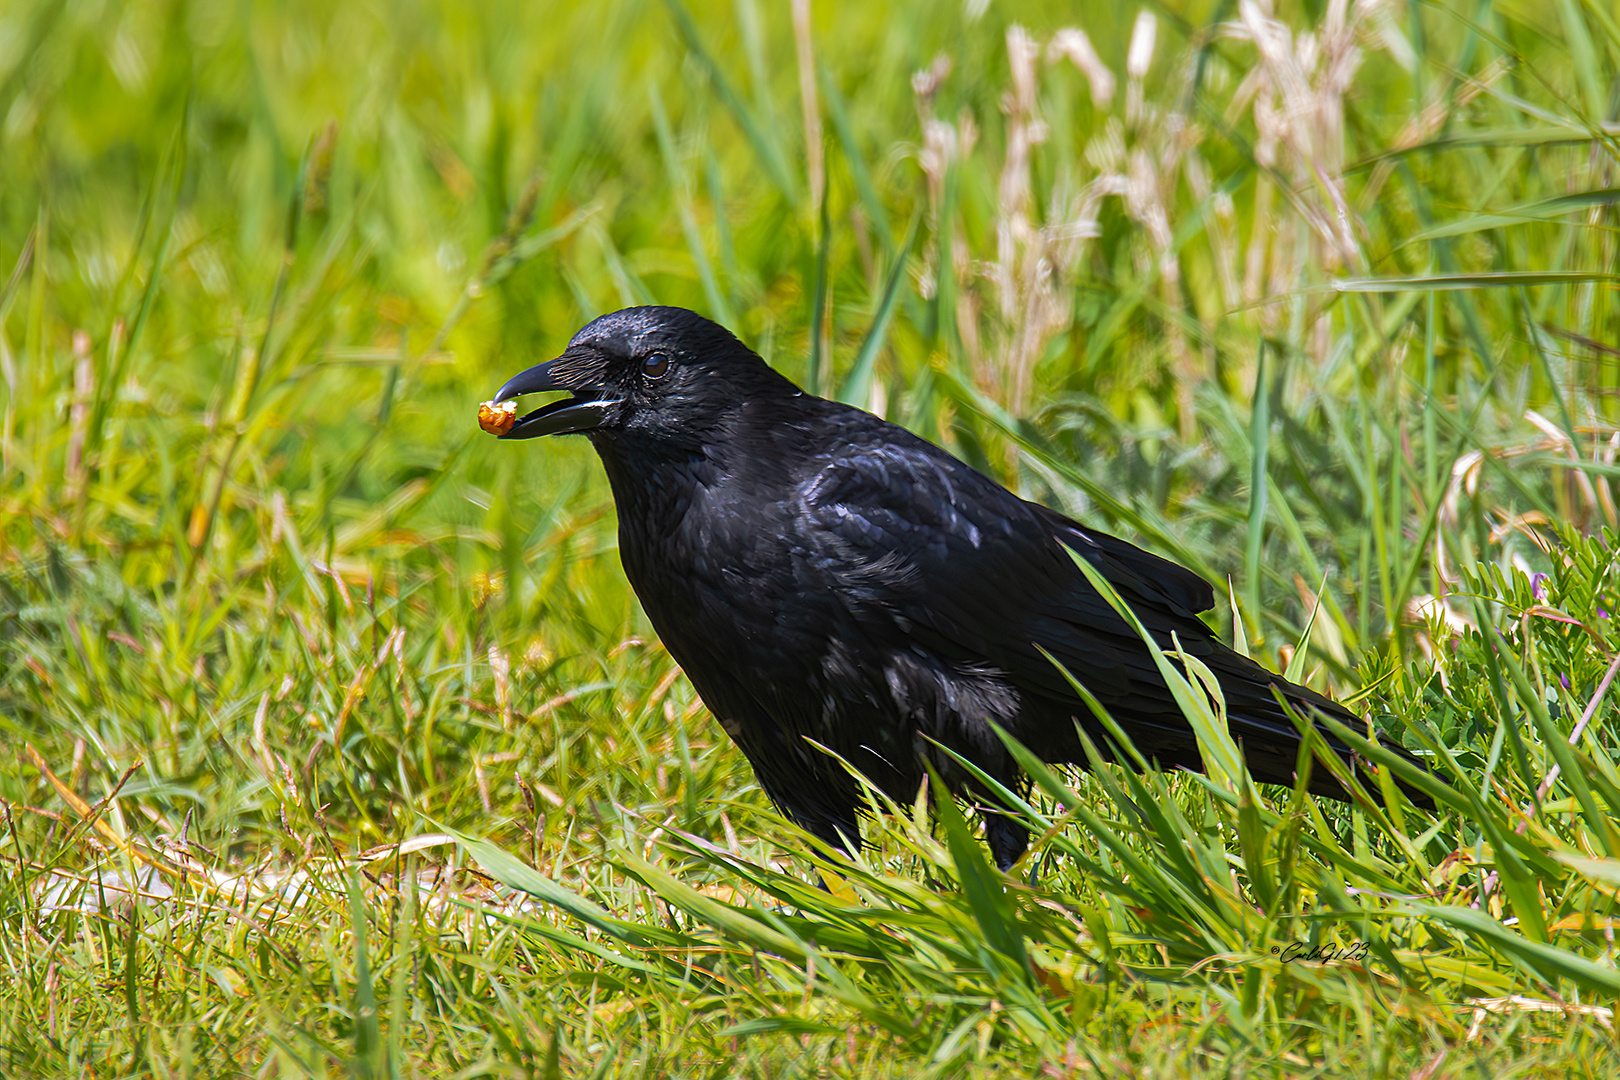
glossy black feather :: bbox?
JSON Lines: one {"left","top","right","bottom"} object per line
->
{"left": 501, "top": 307, "right": 1431, "bottom": 869}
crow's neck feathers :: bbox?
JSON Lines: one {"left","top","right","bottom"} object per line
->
{"left": 590, "top": 338, "right": 814, "bottom": 551}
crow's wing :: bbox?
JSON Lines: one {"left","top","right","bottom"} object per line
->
{"left": 1029, "top": 503, "right": 1215, "bottom": 617}
{"left": 798, "top": 430, "right": 1201, "bottom": 705}
{"left": 793, "top": 421, "right": 1346, "bottom": 777}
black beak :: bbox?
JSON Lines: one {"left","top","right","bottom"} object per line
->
{"left": 491, "top": 358, "right": 616, "bottom": 439}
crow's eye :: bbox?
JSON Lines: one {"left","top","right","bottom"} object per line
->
{"left": 642, "top": 353, "right": 670, "bottom": 379}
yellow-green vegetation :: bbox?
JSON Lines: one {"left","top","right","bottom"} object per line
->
{"left": 6, "top": 0, "right": 1620, "bottom": 1075}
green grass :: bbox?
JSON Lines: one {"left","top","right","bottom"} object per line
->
{"left": 7, "top": 0, "right": 1620, "bottom": 1075}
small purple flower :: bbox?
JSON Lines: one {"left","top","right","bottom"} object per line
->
{"left": 1530, "top": 573, "right": 1549, "bottom": 602}
{"left": 1561, "top": 673, "right": 1572, "bottom": 691}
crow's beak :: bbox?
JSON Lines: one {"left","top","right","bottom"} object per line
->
{"left": 491, "top": 357, "right": 616, "bottom": 439}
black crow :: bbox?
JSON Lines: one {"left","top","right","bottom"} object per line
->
{"left": 490, "top": 306, "right": 1428, "bottom": 870}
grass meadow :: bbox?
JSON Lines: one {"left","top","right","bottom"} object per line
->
{"left": 7, "top": 0, "right": 1620, "bottom": 1074}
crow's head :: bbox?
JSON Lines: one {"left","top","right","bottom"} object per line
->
{"left": 490, "top": 306, "right": 796, "bottom": 443}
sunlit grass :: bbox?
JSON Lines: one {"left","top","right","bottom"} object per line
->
{"left": 6, "top": 0, "right": 1620, "bottom": 1075}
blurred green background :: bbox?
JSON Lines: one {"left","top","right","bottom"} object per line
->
{"left": 7, "top": 0, "right": 1620, "bottom": 1075}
